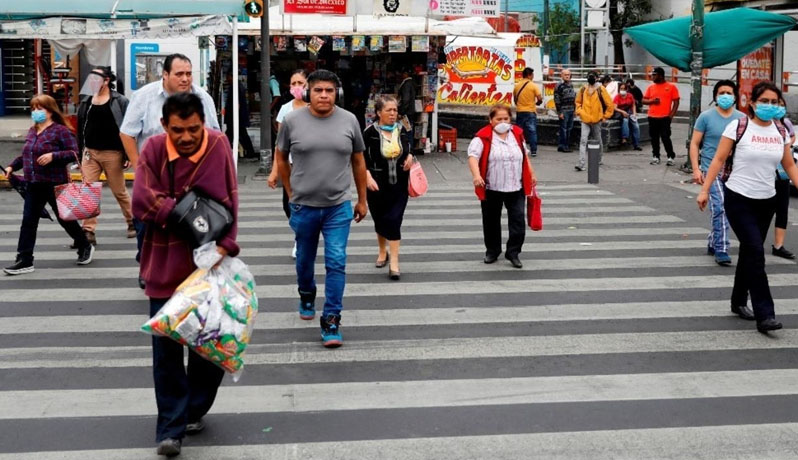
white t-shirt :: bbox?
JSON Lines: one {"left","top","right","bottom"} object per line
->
{"left": 276, "top": 100, "right": 298, "bottom": 124}
{"left": 722, "top": 118, "right": 789, "bottom": 199}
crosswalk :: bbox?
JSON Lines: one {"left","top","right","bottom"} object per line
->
{"left": 1, "top": 180, "right": 797, "bottom": 459}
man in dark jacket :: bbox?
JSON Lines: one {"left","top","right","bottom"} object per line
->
{"left": 76, "top": 66, "right": 133, "bottom": 244}
{"left": 554, "top": 69, "right": 576, "bottom": 152}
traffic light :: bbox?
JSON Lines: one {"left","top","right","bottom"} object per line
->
{"left": 244, "top": 0, "right": 264, "bottom": 17}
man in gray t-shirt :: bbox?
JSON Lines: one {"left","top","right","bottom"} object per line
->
{"left": 275, "top": 70, "right": 367, "bottom": 349}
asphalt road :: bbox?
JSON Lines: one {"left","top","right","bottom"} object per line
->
{"left": 1, "top": 143, "right": 798, "bottom": 459}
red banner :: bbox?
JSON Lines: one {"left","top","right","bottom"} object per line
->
{"left": 283, "top": 0, "right": 347, "bottom": 15}
{"left": 737, "top": 45, "right": 773, "bottom": 110}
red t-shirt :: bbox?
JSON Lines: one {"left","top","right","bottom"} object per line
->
{"left": 613, "top": 93, "right": 636, "bottom": 112}
{"left": 644, "top": 82, "right": 680, "bottom": 118}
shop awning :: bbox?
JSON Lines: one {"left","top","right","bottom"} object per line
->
{"left": 238, "top": 5, "right": 496, "bottom": 36}
{"left": 625, "top": 7, "right": 796, "bottom": 71}
{"left": 0, "top": 0, "right": 245, "bottom": 19}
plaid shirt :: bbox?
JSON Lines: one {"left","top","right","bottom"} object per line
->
{"left": 10, "top": 123, "right": 78, "bottom": 183}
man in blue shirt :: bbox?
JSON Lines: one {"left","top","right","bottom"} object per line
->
{"left": 689, "top": 80, "right": 745, "bottom": 267}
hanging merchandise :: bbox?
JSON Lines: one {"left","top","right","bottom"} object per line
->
{"left": 295, "top": 36, "right": 308, "bottom": 52}
{"left": 308, "top": 36, "right": 326, "bottom": 55}
{"left": 370, "top": 35, "right": 384, "bottom": 52}
{"left": 332, "top": 36, "right": 346, "bottom": 52}
{"left": 388, "top": 35, "right": 406, "bottom": 53}
{"left": 352, "top": 35, "right": 366, "bottom": 51}
{"left": 274, "top": 35, "right": 288, "bottom": 52}
{"left": 411, "top": 35, "right": 429, "bottom": 52}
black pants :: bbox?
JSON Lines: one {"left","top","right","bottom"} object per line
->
{"left": 480, "top": 189, "right": 526, "bottom": 259}
{"left": 225, "top": 124, "right": 256, "bottom": 158}
{"left": 150, "top": 298, "right": 225, "bottom": 442}
{"left": 18, "top": 182, "right": 89, "bottom": 260}
{"left": 774, "top": 178, "right": 790, "bottom": 229}
{"left": 648, "top": 117, "right": 675, "bottom": 159}
{"left": 724, "top": 186, "right": 777, "bottom": 321}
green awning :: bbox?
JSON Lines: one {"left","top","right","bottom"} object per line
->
{"left": 625, "top": 8, "right": 796, "bottom": 71}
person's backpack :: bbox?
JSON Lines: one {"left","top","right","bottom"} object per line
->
{"left": 580, "top": 86, "right": 608, "bottom": 113}
{"left": 721, "top": 117, "right": 787, "bottom": 182}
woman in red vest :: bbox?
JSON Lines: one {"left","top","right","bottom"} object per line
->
{"left": 467, "top": 104, "right": 537, "bottom": 268}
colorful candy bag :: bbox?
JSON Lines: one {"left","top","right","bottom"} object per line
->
{"left": 142, "top": 243, "right": 258, "bottom": 381}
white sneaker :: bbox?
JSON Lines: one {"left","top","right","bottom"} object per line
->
{"left": 291, "top": 243, "right": 297, "bottom": 259}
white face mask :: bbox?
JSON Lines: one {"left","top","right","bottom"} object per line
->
{"left": 619, "top": 90, "right": 627, "bottom": 96}
{"left": 493, "top": 122, "right": 512, "bottom": 134}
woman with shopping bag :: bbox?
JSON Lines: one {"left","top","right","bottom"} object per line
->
{"left": 468, "top": 104, "right": 538, "bottom": 268}
{"left": 3, "top": 95, "right": 94, "bottom": 275}
{"left": 363, "top": 95, "right": 414, "bottom": 280}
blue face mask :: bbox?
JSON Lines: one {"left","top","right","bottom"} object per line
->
{"left": 379, "top": 123, "right": 398, "bottom": 131}
{"left": 716, "top": 94, "right": 735, "bottom": 110}
{"left": 774, "top": 106, "right": 787, "bottom": 120}
{"left": 754, "top": 103, "right": 782, "bottom": 122}
{"left": 31, "top": 109, "right": 47, "bottom": 124}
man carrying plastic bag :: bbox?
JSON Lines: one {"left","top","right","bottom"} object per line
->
{"left": 132, "top": 93, "right": 240, "bottom": 458}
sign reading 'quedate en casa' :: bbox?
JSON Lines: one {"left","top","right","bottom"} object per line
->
{"left": 282, "top": 0, "right": 348, "bottom": 15}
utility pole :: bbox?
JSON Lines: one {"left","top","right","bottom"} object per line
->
{"left": 687, "top": 0, "right": 704, "bottom": 154}
{"left": 542, "top": 0, "right": 550, "bottom": 56}
{"left": 257, "top": 2, "right": 273, "bottom": 175}
{"left": 504, "top": 0, "right": 509, "bottom": 32}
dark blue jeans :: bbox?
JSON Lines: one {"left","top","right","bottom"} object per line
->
{"left": 18, "top": 182, "right": 88, "bottom": 259}
{"left": 558, "top": 110, "right": 575, "bottom": 150}
{"left": 516, "top": 111, "right": 538, "bottom": 155}
{"left": 150, "top": 298, "right": 225, "bottom": 442}
{"left": 723, "top": 187, "right": 777, "bottom": 322}
{"left": 289, "top": 201, "right": 353, "bottom": 316}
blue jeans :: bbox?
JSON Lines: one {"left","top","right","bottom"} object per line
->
{"left": 289, "top": 201, "right": 353, "bottom": 316}
{"left": 149, "top": 298, "right": 225, "bottom": 442}
{"left": 706, "top": 173, "right": 731, "bottom": 254}
{"left": 516, "top": 111, "right": 538, "bottom": 154}
{"left": 620, "top": 117, "right": 640, "bottom": 148}
{"left": 558, "top": 110, "right": 575, "bottom": 150}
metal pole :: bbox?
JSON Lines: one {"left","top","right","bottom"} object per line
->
{"left": 258, "top": 9, "right": 273, "bottom": 175}
{"left": 687, "top": 0, "right": 704, "bottom": 156}
{"left": 504, "top": 0, "right": 508, "bottom": 32}
{"left": 232, "top": 16, "right": 240, "bottom": 171}
{"left": 542, "top": 0, "right": 549, "bottom": 56}
{"left": 579, "top": 0, "right": 585, "bottom": 66}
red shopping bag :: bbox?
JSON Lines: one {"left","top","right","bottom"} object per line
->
{"left": 54, "top": 181, "right": 102, "bottom": 221}
{"left": 527, "top": 187, "right": 542, "bottom": 231}
{"left": 408, "top": 161, "right": 428, "bottom": 198}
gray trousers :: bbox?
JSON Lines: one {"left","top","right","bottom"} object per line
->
{"left": 578, "top": 122, "right": 602, "bottom": 167}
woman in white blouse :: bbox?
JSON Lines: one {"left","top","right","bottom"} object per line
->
{"left": 697, "top": 81, "right": 798, "bottom": 333}
{"left": 468, "top": 104, "right": 537, "bottom": 269}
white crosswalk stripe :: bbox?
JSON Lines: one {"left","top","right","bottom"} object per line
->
{"left": 0, "top": 182, "right": 796, "bottom": 458}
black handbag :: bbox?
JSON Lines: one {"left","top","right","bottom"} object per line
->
{"left": 168, "top": 162, "right": 233, "bottom": 248}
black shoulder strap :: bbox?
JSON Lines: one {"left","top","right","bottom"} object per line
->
{"left": 167, "top": 160, "right": 175, "bottom": 198}
{"left": 514, "top": 81, "right": 531, "bottom": 102}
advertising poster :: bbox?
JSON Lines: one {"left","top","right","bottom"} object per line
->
{"left": 282, "top": 0, "right": 347, "bottom": 15}
{"left": 370, "top": 35, "right": 384, "bottom": 51}
{"left": 411, "top": 35, "right": 429, "bottom": 52}
{"left": 374, "top": 0, "right": 411, "bottom": 16}
{"left": 388, "top": 35, "right": 406, "bottom": 53}
{"left": 437, "top": 34, "right": 542, "bottom": 107}
{"left": 737, "top": 45, "right": 773, "bottom": 110}
{"left": 352, "top": 35, "right": 366, "bottom": 51}
{"left": 308, "top": 36, "right": 326, "bottom": 55}
{"left": 274, "top": 36, "right": 288, "bottom": 52}
{"left": 332, "top": 36, "right": 346, "bottom": 52}
{"left": 295, "top": 36, "right": 308, "bottom": 52}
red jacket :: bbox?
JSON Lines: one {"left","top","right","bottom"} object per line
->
{"left": 474, "top": 124, "right": 533, "bottom": 200}
{"left": 132, "top": 129, "right": 239, "bottom": 299}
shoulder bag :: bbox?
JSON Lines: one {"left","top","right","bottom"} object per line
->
{"left": 167, "top": 160, "right": 233, "bottom": 248}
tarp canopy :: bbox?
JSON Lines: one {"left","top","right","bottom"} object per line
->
{"left": 0, "top": 0, "right": 246, "bottom": 19}
{"left": 625, "top": 8, "right": 796, "bottom": 71}
{"left": 240, "top": 6, "right": 496, "bottom": 36}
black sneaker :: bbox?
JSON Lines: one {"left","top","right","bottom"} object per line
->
{"left": 156, "top": 438, "right": 181, "bottom": 457}
{"left": 772, "top": 245, "right": 796, "bottom": 260}
{"left": 320, "top": 314, "right": 343, "bottom": 348}
{"left": 76, "top": 245, "right": 95, "bottom": 265}
{"left": 4, "top": 256, "right": 34, "bottom": 275}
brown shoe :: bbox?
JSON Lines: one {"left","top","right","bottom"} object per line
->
{"left": 85, "top": 231, "right": 97, "bottom": 246}
{"left": 126, "top": 223, "right": 136, "bottom": 239}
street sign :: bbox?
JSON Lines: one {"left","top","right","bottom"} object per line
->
{"left": 244, "top": 0, "right": 264, "bottom": 17}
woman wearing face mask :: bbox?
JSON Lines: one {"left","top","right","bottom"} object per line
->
{"left": 772, "top": 96, "right": 797, "bottom": 260}
{"left": 697, "top": 81, "right": 798, "bottom": 333}
{"left": 3, "top": 95, "right": 94, "bottom": 275}
{"left": 689, "top": 80, "right": 745, "bottom": 267}
{"left": 613, "top": 82, "right": 641, "bottom": 150}
{"left": 269, "top": 69, "right": 308, "bottom": 259}
{"left": 363, "top": 96, "right": 414, "bottom": 280}
{"left": 76, "top": 67, "right": 132, "bottom": 246}
{"left": 468, "top": 104, "right": 537, "bottom": 269}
